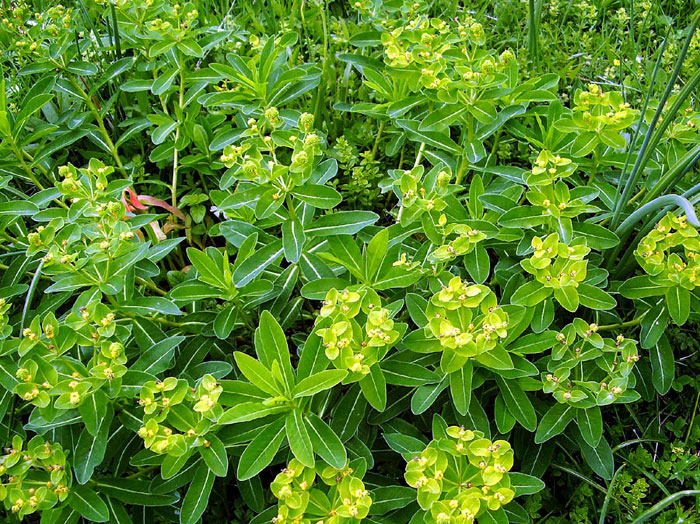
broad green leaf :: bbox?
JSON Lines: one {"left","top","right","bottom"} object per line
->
{"left": 305, "top": 211, "right": 379, "bottom": 237}
{"left": 572, "top": 222, "right": 619, "bottom": 249}
{"left": 553, "top": 285, "right": 579, "bottom": 312}
{"left": 666, "top": 286, "right": 690, "bottom": 325}
{"left": 534, "top": 403, "right": 576, "bottom": 443}
{"left": 257, "top": 311, "right": 295, "bottom": 391}
{"left": 92, "top": 479, "right": 179, "bottom": 506}
{"left": 618, "top": 276, "right": 666, "bottom": 299}
{"left": 292, "top": 370, "right": 348, "bottom": 398}
{"left": 213, "top": 303, "right": 239, "bottom": 339}
{"left": 233, "top": 352, "right": 282, "bottom": 397}
{"left": 449, "top": 362, "right": 472, "bottom": 416}
{"left": 180, "top": 462, "right": 215, "bottom": 524}
{"left": 578, "top": 283, "right": 616, "bottom": 310}
{"left": 495, "top": 376, "right": 537, "bottom": 431}
{"left": 68, "top": 485, "right": 109, "bottom": 523}
{"left": 237, "top": 419, "right": 286, "bottom": 480}
{"left": 286, "top": 410, "right": 314, "bottom": 467}
{"left": 577, "top": 434, "right": 614, "bottom": 480}
{"left": 359, "top": 364, "right": 387, "bottom": 411}
{"left": 232, "top": 240, "right": 283, "bottom": 287}
{"left": 199, "top": 434, "right": 228, "bottom": 477}
{"left": 282, "top": 217, "right": 305, "bottom": 263}
{"left": 509, "top": 473, "right": 546, "bottom": 495}
{"left": 511, "top": 281, "right": 551, "bottom": 306}
{"left": 464, "top": 243, "right": 490, "bottom": 284}
{"left": 364, "top": 229, "right": 389, "bottom": 281}
{"left": 305, "top": 413, "right": 346, "bottom": 469}
{"left": 640, "top": 304, "right": 668, "bottom": 349}
{"left": 292, "top": 184, "right": 342, "bottom": 209}
{"left": 576, "top": 406, "right": 602, "bottom": 447}
{"left": 650, "top": 335, "right": 674, "bottom": 395}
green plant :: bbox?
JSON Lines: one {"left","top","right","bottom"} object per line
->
{"left": 0, "top": 0, "right": 699, "bottom": 523}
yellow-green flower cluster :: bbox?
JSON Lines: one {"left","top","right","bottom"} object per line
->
{"left": 527, "top": 150, "right": 577, "bottom": 186}
{"left": 271, "top": 459, "right": 372, "bottom": 524}
{"left": 521, "top": 233, "right": 590, "bottom": 290}
{"left": 526, "top": 181, "right": 593, "bottom": 221}
{"left": 14, "top": 303, "right": 128, "bottom": 411}
{"left": 545, "top": 319, "right": 639, "bottom": 406}
{"left": 0, "top": 436, "right": 71, "bottom": 518}
{"left": 634, "top": 212, "right": 700, "bottom": 289}
{"left": 219, "top": 111, "right": 324, "bottom": 190}
{"left": 316, "top": 289, "right": 399, "bottom": 376}
{"left": 572, "top": 84, "right": 636, "bottom": 134}
{"left": 431, "top": 224, "right": 486, "bottom": 262}
{"left": 395, "top": 165, "right": 451, "bottom": 226}
{"left": 405, "top": 427, "right": 515, "bottom": 523}
{"left": 424, "top": 277, "right": 507, "bottom": 371}
{"left": 137, "top": 375, "right": 222, "bottom": 456}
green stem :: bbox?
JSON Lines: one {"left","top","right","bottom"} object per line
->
{"left": 597, "top": 317, "right": 642, "bottom": 331}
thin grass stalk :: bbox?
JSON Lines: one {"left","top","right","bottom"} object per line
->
{"left": 610, "top": 36, "right": 668, "bottom": 228}
{"left": 610, "top": 15, "right": 699, "bottom": 230}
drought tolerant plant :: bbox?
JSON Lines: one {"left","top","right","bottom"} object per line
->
{"left": 0, "top": 0, "right": 699, "bottom": 523}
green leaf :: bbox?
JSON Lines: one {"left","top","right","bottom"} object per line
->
{"left": 68, "top": 485, "right": 109, "bottom": 523}
{"left": 464, "top": 243, "right": 490, "bottom": 284}
{"left": 553, "top": 285, "right": 579, "bottom": 312}
{"left": 292, "top": 370, "right": 348, "bottom": 398}
{"left": 74, "top": 405, "right": 112, "bottom": 484}
{"left": 132, "top": 336, "right": 185, "bottom": 375}
{"left": 650, "top": 335, "right": 674, "bottom": 395}
{"left": 396, "top": 119, "right": 462, "bottom": 155}
{"left": 449, "top": 362, "right": 472, "bottom": 416}
{"left": 219, "top": 402, "right": 288, "bottom": 424}
{"left": 618, "top": 276, "right": 666, "bottom": 299}
{"left": 509, "top": 472, "right": 546, "bottom": 495}
{"left": 0, "top": 200, "right": 39, "bottom": 216}
{"left": 571, "top": 131, "right": 598, "bottom": 157}
{"left": 572, "top": 222, "right": 619, "bottom": 249}
{"left": 640, "top": 304, "right": 668, "bottom": 349}
{"left": 370, "top": 486, "right": 418, "bottom": 514}
{"left": 66, "top": 61, "right": 98, "bottom": 75}
{"left": 292, "top": 184, "right": 342, "bottom": 209}
{"left": 577, "top": 434, "right": 614, "bottom": 480}
{"left": 666, "top": 286, "right": 690, "bottom": 325}
{"left": 232, "top": 240, "right": 283, "bottom": 288}
{"left": 359, "top": 363, "right": 387, "bottom": 411}
{"left": 237, "top": 419, "right": 286, "bottom": 480}
{"left": 286, "top": 410, "right": 315, "bottom": 467}
{"left": 382, "top": 361, "right": 441, "bottom": 387}
{"left": 233, "top": 352, "right": 282, "bottom": 397}
{"left": 511, "top": 281, "right": 551, "bottom": 306}
{"left": 577, "top": 406, "right": 603, "bottom": 447}
{"left": 534, "top": 403, "right": 576, "bottom": 443}
{"left": 499, "top": 207, "right": 549, "bottom": 228}
{"left": 92, "top": 479, "right": 179, "bottom": 506}
{"left": 213, "top": 303, "right": 239, "bottom": 339}
{"left": 282, "top": 218, "right": 305, "bottom": 263}
{"left": 305, "top": 211, "right": 379, "bottom": 237}
{"left": 187, "top": 248, "right": 227, "bottom": 289}
{"left": 578, "top": 283, "right": 616, "bottom": 310}
{"left": 364, "top": 229, "right": 389, "bottom": 282}
{"left": 199, "top": 434, "right": 228, "bottom": 477}
{"left": 78, "top": 390, "right": 108, "bottom": 437}
{"left": 305, "top": 413, "right": 347, "bottom": 469}
{"left": 495, "top": 376, "right": 537, "bottom": 431}
{"left": 180, "top": 462, "right": 215, "bottom": 524}
{"left": 257, "top": 311, "right": 295, "bottom": 391}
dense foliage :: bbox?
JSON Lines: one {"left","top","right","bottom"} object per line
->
{"left": 0, "top": 0, "right": 699, "bottom": 523}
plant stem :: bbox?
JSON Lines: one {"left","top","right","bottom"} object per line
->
{"left": 597, "top": 317, "right": 642, "bottom": 331}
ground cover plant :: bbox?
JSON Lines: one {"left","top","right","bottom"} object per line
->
{"left": 0, "top": 0, "right": 699, "bottom": 522}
